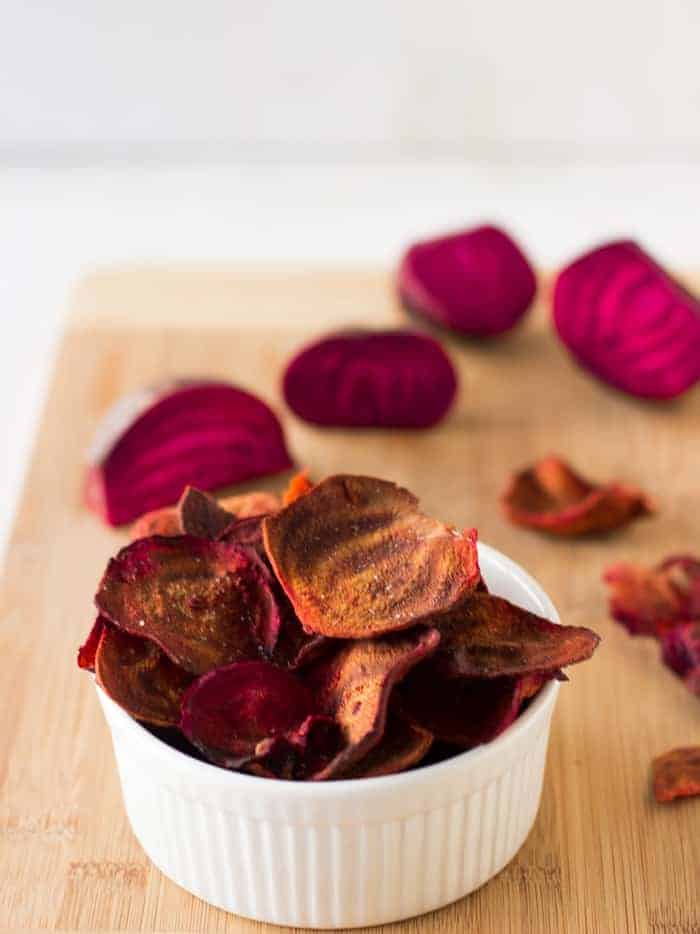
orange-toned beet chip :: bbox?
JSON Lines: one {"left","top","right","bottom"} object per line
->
{"left": 305, "top": 627, "right": 441, "bottom": 780}
{"left": 95, "top": 626, "right": 193, "bottom": 726}
{"left": 219, "top": 490, "right": 281, "bottom": 518}
{"left": 340, "top": 713, "right": 433, "bottom": 779}
{"left": 604, "top": 556, "right": 700, "bottom": 637}
{"left": 177, "top": 486, "right": 236, "bottom": 539}
{"left": 652, "top": 747, "right": 700, "bottom": 803}
{"left": 263, "top": 475, "right": 480, "bottom": 638}
{"left": 95, "top": 536, "right": 280, "bottom": 675}
{"left": 282, "top": 470, "right": 314, "bottom": 506}
{"left": 432, "top": 592, "right": 600, "bottom": 678}
{"left": 131, "top": 506, "right": 180, "bottom": 540}
{"left": 501, "top": 456, "right": 654, "bottom": 536}
{"left": 130, "top": 489, "right": 280, "bottom": 541}
{"left": 180, "top": 661, "right": 313, "bottom": 768}
{"left": 77, "top": 616, "right": 107, "bottom": 671}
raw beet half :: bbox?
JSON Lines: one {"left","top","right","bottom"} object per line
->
{"left": 553, "top": 240, "right": 700, "bottom": 400}
{"left": 398, "top": 225, "right": 536, "bottom": 337}
{"left": 85, "top": 380, "right": 293, "bottom": 526}
{"left": 283, "top": 330, "right": 457, "bottom": 428}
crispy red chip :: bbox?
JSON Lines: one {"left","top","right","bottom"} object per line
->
{"left": 95, "top": 536, "right": 280, "bottom": 675}
{"left": 400, "top": 670, "right": 547, "bottom": 748}
{"left": 96, "top": 626, "right": 193, "bottom": 726}
{"left": 218, "top": 490, "right": 281, "bottom": 518}
{"left": 131, "top": 506, "right": 180, "bottom": 540}
{"left": 340, "top": 713, "right": 433, "bottom": 779}
{"left": 652, "top": 747, "right": 700, "bottom": 803}
{"left": 282, "top": 470, "right": 314, "bottom": 506}
{"left": 432, "top": 592, "right": 600, "bottom": 678}
{"left": 219, "top": 514, "right": 266, "bottom": 552}
{"left": 245, "top": 715, "right": 343, "bottom": 780}
{"left": 177, "top": 486, "right": 236, "bottom": 539}
{"left": 263, "top": 475, "right": 480, "bottom": 638}
{"left": 305, "top": 627, "right": 440, "bottom": 780}
{"left": 661, "top": 622, "right": 700, "bottom": 684}
{"left": 604, "top": 555, "right": 700, "bottom": 637}
{"left": 180, "top": 661, "right": 313, "bottom": 767}
{"left": 501, "top": 456, "right": 654, "bottom": 536}
{"left": 77, "top": 616, "right": 107, "bottom": 671}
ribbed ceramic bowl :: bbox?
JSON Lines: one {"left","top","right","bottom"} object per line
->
{"left": 96, "top": 542, "right": 560, "bottom": 928}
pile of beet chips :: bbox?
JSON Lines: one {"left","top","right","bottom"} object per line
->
{"left": 79, "top": 475, "right": 599, "bottom": 781}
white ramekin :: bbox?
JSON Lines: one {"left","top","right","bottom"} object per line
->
{"left": 96, "top": 542, "right": 560, "bottom": 928}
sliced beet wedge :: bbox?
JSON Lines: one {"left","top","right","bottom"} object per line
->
{"left": 95, "top": 626, "right": 193, "bottom": 726}
{"left": 305, "top": 627, "right": 440, "bottom": 780}
{"left": 340, "top": 713, "right": 433, "bottom": 779}
{"left": 95, "top": 536, "right": 280, "bottom": 675}
{"left": 652, "top": 747, "right": 700, "bottom": 803}
{"left": 502, "top": 456, "right": 654, "bottom": 536}
{"left": 180, "top": 661, "right": 313, "bottom": 768}
{"left": 283, "top": 330, "right": 457, "bottom": 428}
{"left": 85, "top": 380, "right": 292, "bottom": 526}
{"left": 77, "top": 616, "right": 107, "bottom": 671}
{"left": 398, "top": 225, "right": 536, "bottom": 337}
{"left": 553, "top": 240, "right": 700, "bottom": 400}
{"left": 603, "top": 556, "right": 700, "bottom": 637}
{"left": 432, "top": 592, "right": 600, "bottom": 679}
{"left": 263, "top": 474, "right": 480, "bottom": 638}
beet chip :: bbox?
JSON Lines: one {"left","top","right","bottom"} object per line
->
{"left": 218, "top": 490, "right": 281, "bottom": 518}
{"left": 177, "top": 486, "right": 236, "bottom": 539}
{"left": 131, "top": 506, "right": 180, "bottom": 540}
{"left": 604, "top": 556, "right": 700, "bottom": 637}
{"left": 652, "top": 747, "right": 700, "bottom": 803}
{"left": 245, "top": 715, "right": 343, "bottom": 780}
{"left": 502, "top": 456, "right": 654, "bottom": 536}
{"left": 400, "top": 670, "right": 546, "bottom": 748}
{"left": 432, "top": 592, "right": 600, "bottom": 679}
{"left": 263, "top": 475, "right": 480, "bottom": 638}
{"left": 282, "top": 470, "right": 314, "bottom": 506}
{"left": 661, "top": 622, "right": 700, "bottom": 691}
{"left": 340, "top": 714, "right": 433, "bottom": 779}
{"left": 77, "top": 616, "right": 107, "bottom": 671}
{"left": 305, "top": 627, "right": 440, "bottom": 780}
{"left": 95, "top": 536, "right": 281, "bottom": 675}
{"left": 96, "top": 626, "right": 193, "bottom": 726}
{"left": 180, "top": 661, "right": 313, "bottom": 767}
{"left": 219, "top": 515, "right": 266, "bottom": 554}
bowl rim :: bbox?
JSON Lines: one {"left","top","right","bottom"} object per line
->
{"left": 96, "top": 541, "right": 560, "bottom": 796}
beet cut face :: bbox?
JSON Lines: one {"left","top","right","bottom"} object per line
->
{"left": 398, "top": 225, "right": 536, "bottom": 337}
{"left": 553, "top": 240, "right": 700, "bottom": 400}
{"left": 603, "top": 555, "right": 700, "bottom": 637}
{"left": 263, "top": 474, "right": 480, "bottom": 639}
{"left": 652, "top": 747, "right": 700, "bottom": 802}
{"left": 95, "top": 536, "right": 281, "bottom": 675}
{"left": 180, "top": 661, "right": 313, "bottom": 767}
{"left": 305, "top": 627, "right": 441, "bottom": 780}
{"left": 431, "top": 592, "right": 600, "bottom": 679}
{"left": 502, "top": 456, "right": 654, "bottom": 536}
{"left": 283, "top": 330, "right": 457, "bottom": 428}
{"left": 95, "top": 625, "right": 193, "bottom": 727}
{"left": 77, "top": 616, "right": 107, "bottom": 671}
{"left": 85, "top": 380, "right": 292, "bottom": 526}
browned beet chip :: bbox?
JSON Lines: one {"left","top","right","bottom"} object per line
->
{"left": 95, "top": 626, "right": 193, "bottom": 726}
{"left": 219, "top": 490, "right": 281, "bottom": 517}
{"left": 305, "top": 627, "right": 441, "bottom": 780}
{"left": 219, "top": 515, "right": 266, "bottom": 554}
{"left": 77, "top": 616, "right": 107, "bottom": 671}
{"left": 340, "top": 713, "right": 433, "bottom": 779}
{"left": 245, "top": 715, "right": 343, "bottom": 779}
{"left": 652, "top": 747, "right": 700, "bottom": 803}
{"left": 502, "top": 456, "right": 654, "bottom": 536}
{"left": 177, "top": 486, "right": 236, "bottom": 539}
{"left": 131, "top": 506, "right": 180, "bottom": 540}
{"left": 400, "top": 670, "right": 546, "bottom": 748}
{"left": 432, "top": 592, "right": 600, "bottom": 679}
{"left": 282, "top": 470, "right": 314, "bottom": 506}
{"left": 263, "top": 475, "right": 480, "bottom": 638}
{"left": 180, "top": 661, "right": 313, "bottom": 768}
{"left": 604, "top": 556, "right": 700, "bottom": 637}
{"left": 95, "top": 536, "right": 281, "bottom": 675}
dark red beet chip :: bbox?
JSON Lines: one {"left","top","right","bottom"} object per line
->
{"left": 245, "top": 715, "right": 343, "bottom": 780}
{"left": 305, "top": 627, "right": 440, "bottom": 780}
{"left": 652, "top": 747, "right": 700, "bottom": 802}
{"left": 85, "top": 380, "right": 292, "bottom": 526}
{"left": 95, "top": 536, "right": 281, "bottom": 674}
{"left": 553, "top": 240, "right": 700, "bottom": 400}
{"left": 603, "top": 555, "right": 700, "bottom": 637}
{"left": 340, "top": 713, "right": 433, "bottom": 779}
{"left": 283, "top": 330, "right": 457, "bottom": 428}
{"left": 263, "top": 474, "right": 480, "bottom": 639}
{"left": 95, "top": 626, "right": 193, "bottom": 726}
{"left": 502, "top": 456, "right": 654, "bottom": 536}
{"left": 398, "top": 225, "right": 536, "bottom": 337}
{"left": 180, "top": 661, "right": 313, "bottom": 767}
{"left": 661, "top": 622, "right": 700, "bottom": 680}
{"left": 432, "top": 592, "right": 600, "bottom": 679}
{"left": 77, "top": 616, "right": 107, "bottom": 671}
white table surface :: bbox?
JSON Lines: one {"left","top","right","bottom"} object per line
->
{"left": 1, "top": 159, "right": 698, "bottom": 560}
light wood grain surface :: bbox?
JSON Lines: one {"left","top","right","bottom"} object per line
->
{"left": 2, "top": 266, "right": 699, "bottom": 933}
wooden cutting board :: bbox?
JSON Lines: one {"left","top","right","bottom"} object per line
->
{"left": 2, "top": 265, "right": 699, "bottom": 933}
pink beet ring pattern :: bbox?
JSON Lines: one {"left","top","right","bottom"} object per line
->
{"left": 552, "top": 240, "right": 700, "bottom": 401}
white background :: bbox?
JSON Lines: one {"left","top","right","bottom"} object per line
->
{"left": 1, "top": 1, "right": 699, "bottom": 556}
